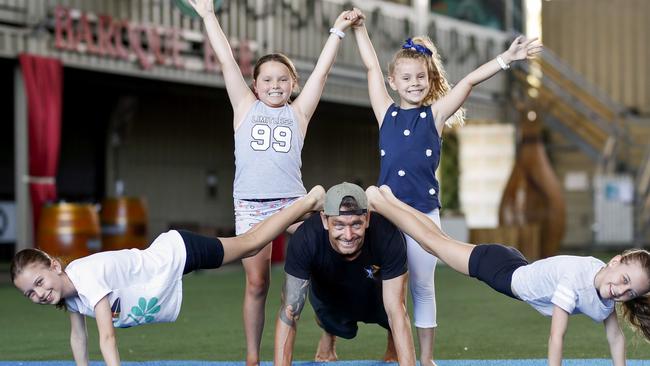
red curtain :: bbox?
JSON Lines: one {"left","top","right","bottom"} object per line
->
{"left": 19, "top": 54, "right": 63, "bottom": 237}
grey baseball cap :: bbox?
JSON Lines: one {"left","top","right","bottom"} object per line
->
{"left": 323, "top": 182, "right": 368, "bottom": 216}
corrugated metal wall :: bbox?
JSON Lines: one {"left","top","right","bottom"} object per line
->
{"left": 543, "top": 0, "right": 650, "bottom": 114}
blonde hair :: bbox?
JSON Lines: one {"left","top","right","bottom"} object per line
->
{"left": 388, "top": 36, "right": 465, "bottom": 127}
{"left": 619, "top": 249, "right": 650, "bottom": 342}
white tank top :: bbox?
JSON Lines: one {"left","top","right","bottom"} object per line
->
{"left": 233, "top": 100, "right": 306, "bottom": 199}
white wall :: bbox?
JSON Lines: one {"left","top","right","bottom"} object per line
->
{"left": 458, "top": 123, "right": 515, "bottom": 228}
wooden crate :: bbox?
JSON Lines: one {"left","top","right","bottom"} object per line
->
{"left": 470, "top": 224, "right": 541, "bottom": 260}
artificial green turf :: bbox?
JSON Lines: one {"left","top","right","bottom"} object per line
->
{"left": 1, "top": 264, "right": 649, "bottom": 361}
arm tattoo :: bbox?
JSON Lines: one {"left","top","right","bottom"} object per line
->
{"left": 279, "top": 273, "right": 310, "bottom": 327}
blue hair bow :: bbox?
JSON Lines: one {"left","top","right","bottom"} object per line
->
{"left": 402, "top": 38, "right": 433, "bottom": 56}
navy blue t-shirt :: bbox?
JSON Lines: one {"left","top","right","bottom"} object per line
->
{"left": 284, "top": 213, "right": 407, "bottom": 317}
{"left": 378, "top": 104, "right": 441, "bottom": 212}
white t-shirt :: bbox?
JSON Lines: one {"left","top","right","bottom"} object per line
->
{"left": 65, "top": 230, "right": 186, "bottom": 328}
{"left": 511, "top": 255, "right": 614, "bottom": 322}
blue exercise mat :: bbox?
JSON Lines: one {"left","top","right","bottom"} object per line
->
{"left": 2, "top": 361, "right": 650, "bottom": 366}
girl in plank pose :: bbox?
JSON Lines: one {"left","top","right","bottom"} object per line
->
{"left": 366, "top": 184, "right": 650, "bottom": 366}
{"left": 12, "top": 186, "right": 325, "bottom": 366}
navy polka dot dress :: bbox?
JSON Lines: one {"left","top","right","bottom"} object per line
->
{"left": 378, "top": 104, "right": 441, "bottom": 212}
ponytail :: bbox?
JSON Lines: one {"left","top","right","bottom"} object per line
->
{"left": 620, "top": 249, "right": 650, "bottom": 341}
{"left": 621, "top": 296, "right": 650, "bottom": 341}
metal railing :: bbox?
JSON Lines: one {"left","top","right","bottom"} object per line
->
{"left": 512, "top": 47, "right": 630, "bottom": 169}
{"left": 0, "top": 0, "right": 511, "bottom": 108}
{"left": 511, "top": 44, "right": 650, "bottom": 247}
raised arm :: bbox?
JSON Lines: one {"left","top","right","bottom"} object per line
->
{"left": 352, "top": 13, "right": 393, "bottom": 125}
{"left": 604, "top": 311, "right": 626, "bottom": 366}
{"left": 69, "top": 312, "right": 89, "bottom": 366}
{"left": 547, "top": 305, "right": 569, "bottom": 366}
{"left": 190, "top": 0, "right": 256, "bottom": 118}
{"left": 274, "top": 273, "right": 311, "bottom": 366}
{"left": 292, "top": 11, "right": 356, "bottom": 133}
{"left": 382, "top": 273, "right": 416, "bottom": 366}
{"left": 95, "top": 296, "right": 120, "bottom": 366}
{"left": 431, "top": 36, "right": 541, "bottom": 128}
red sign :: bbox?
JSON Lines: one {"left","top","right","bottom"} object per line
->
{"left": 53, "top": 6, "right": 253, "bottom": 75}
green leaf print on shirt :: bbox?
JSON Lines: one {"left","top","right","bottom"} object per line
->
{"left": 126, "top": 297, "right": 161, "bottom": 325}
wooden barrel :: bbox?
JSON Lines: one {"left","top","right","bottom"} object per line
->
{"left": 37, "top": 203, "right": 101, "bottom": 263}
{"left": 100, "top": 197, "right": 148, "bottom": 251}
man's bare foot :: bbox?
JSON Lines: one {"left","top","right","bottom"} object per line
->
{"left": 315, "top": 332, "right": 338, "bottom": 362}
{"left": 315, "top": 349, "right": 338, "bottom": 362}
{"left": 245, "top": 357, "right": 259, "bottom": 366}
{"left": 383, "top": 331, "right": 397, "bottom": 362}
{"left": 383, "top": 349, "right": 397, "bottom": 362}
{"left": 421, "top": 360, "right": 438, "bottom": 366}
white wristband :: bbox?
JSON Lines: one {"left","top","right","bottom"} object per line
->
{"left": 329, "top": 28, "right": 345, "bottom": 39}
{"left": 496, "top": 55, "right": 510, "bottom": 70}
